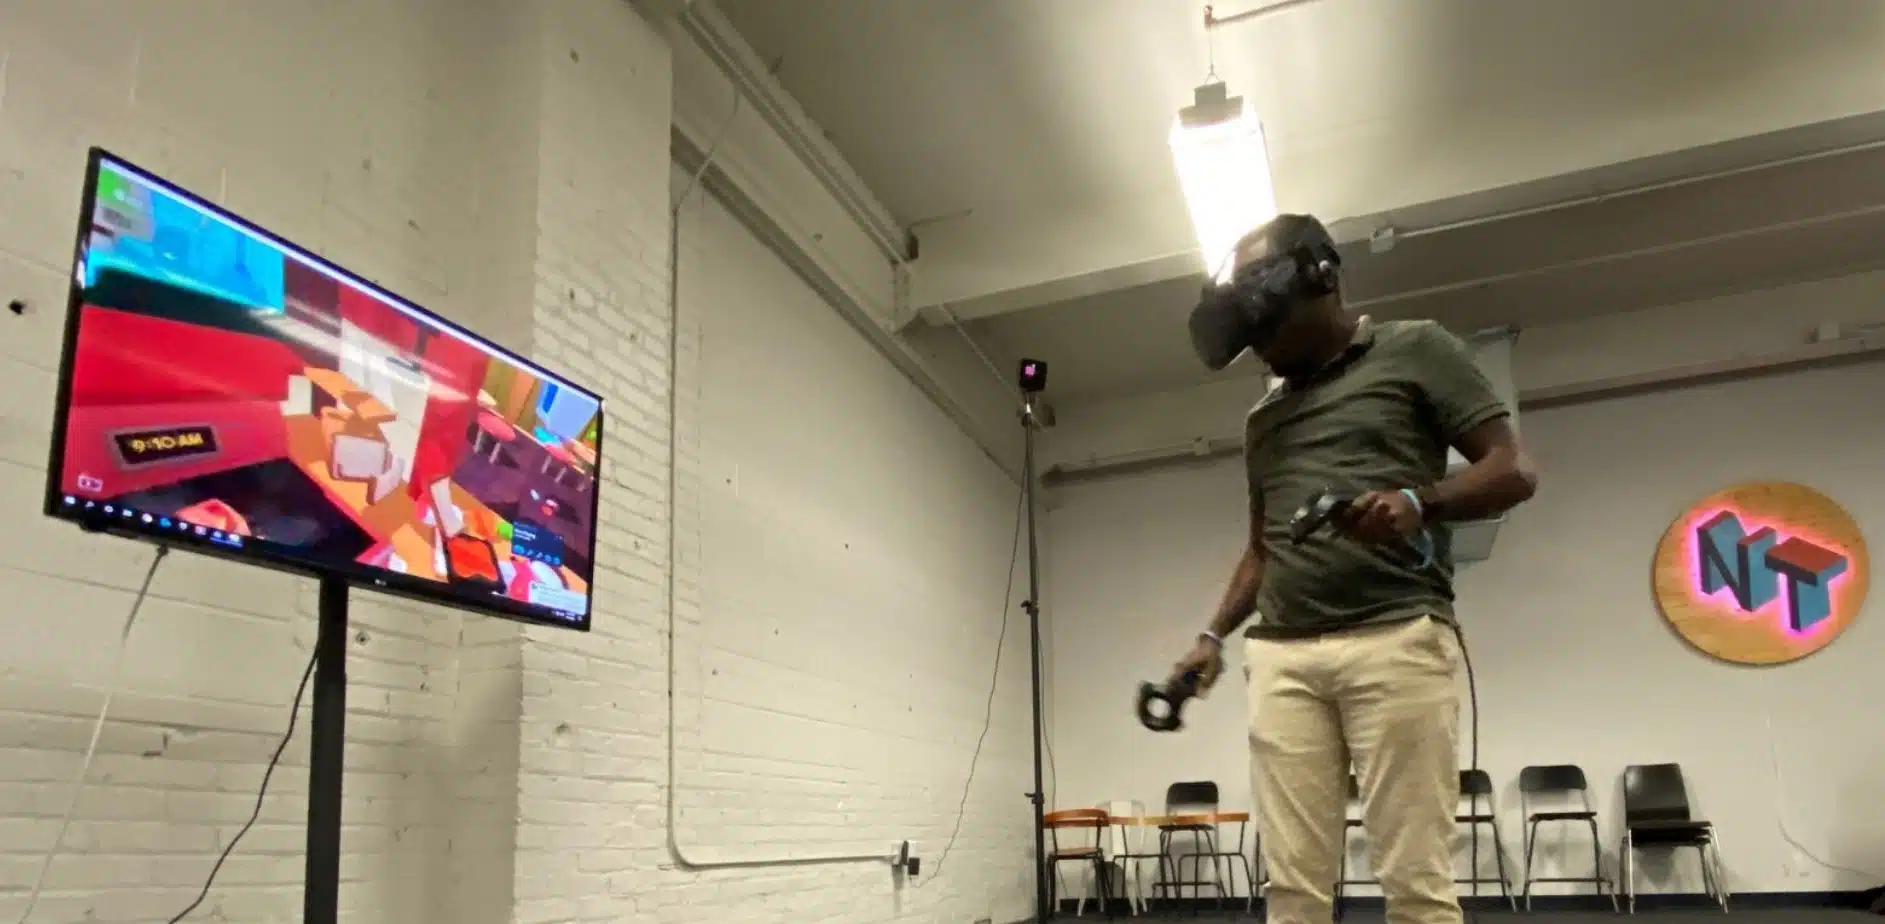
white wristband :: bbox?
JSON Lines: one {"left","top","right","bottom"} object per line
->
{"left": 1200, "top": 630, "right": 1224, "bottom": 648}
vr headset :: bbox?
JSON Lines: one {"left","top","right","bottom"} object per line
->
{"left": 1187, "top": 214, "right": 1342, "bottom": 371}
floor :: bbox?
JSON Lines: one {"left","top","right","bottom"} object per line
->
{"left": 1084, "top": 912, "right": 1874, "bottom": 923}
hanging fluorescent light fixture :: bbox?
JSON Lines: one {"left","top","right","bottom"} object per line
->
{"left": 1169, "top": 80, "right": 1278, "bottom": 282}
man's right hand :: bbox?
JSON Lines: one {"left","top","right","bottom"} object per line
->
{"left": 1170, "top": 636, "right": 1225, "bottom": 696}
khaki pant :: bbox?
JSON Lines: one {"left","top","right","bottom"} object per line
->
{"left": 1245, "top": 615, "right": 1463, "bottom": 924}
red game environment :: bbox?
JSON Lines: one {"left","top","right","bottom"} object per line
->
{"left": 55, "top": 159, "right": 601, "bottom": 622}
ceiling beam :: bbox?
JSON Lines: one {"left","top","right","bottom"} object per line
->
{"left": 677, "top": 1, "right": 910, "bottom": 270}
{"left": 908, "top": 109, "right": 1885, "bottom": 328}
{"left": 627, "top": 0, "right": 698, "bottom": 26}
{"left": 916, "top": 249, "right": 1203, "bottom": 326}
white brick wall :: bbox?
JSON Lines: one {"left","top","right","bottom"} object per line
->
{"left": 661, "top": 175, "right": 1035, "bottom": 921}
{"left": 0, "top": 1, "right": 513, "bottom": 920}
{"left": 0, "top": 1, "right": 1036, "bottom": 922}
{"left": 511, "top": 3, "right": 677, "bottom": 920}
{"left": 503, "top": 0, "right": 1035, "bottom": 912}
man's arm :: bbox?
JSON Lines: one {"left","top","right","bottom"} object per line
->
{"left": 1417, "top": 416, "right": 1537, "bottom": 523}
{"left": 1406, "top": 323, "right": 1538, "bottom": 522}
{"left": 1204, "top": 483, "right": 1267, "bottom": 639}
{"left": 1172, "top": 481, "right": 1265, "bottom": 690}
{"left": 1206, "top": 540, "right": 1266, "bottom": 640}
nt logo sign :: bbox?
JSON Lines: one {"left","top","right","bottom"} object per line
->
{"left": 1694, "top": 510, "right": 1849, "bottom": 634}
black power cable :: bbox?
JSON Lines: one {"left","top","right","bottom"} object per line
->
{"left": 167, "top": 644, "right": 318, "bottom": 922}
{"left": 923, "top": 486, "right": 1026, "bottom": 883}
{"left": 1452, "top": 621, "right": 1483, "bottom": 924}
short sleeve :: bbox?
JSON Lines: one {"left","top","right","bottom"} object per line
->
{"left": 1244, "top": 410, "right": 1267, "bottom": 537}
{"left": 1243, "top": 390, "right": 1282, "bottom": 542}
{"left": 1411, "top": 323, "right": 1509, "bottom": 442}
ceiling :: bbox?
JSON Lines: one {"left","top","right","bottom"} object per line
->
{"left": 715, "top": 0, "right": 1885, "bottom": 404}
{"left": 968, "top": 128, "right": 1885, "bottom": 400}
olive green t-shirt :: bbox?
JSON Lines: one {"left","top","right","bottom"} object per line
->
{"left": 1244, "top": 316, "right": 1508, "bottom": 638}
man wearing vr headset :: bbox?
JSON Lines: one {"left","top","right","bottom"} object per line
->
{"left": 1171, "top": 214, "right": 1538, "bottom": 924}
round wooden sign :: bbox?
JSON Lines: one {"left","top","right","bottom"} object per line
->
{"left": 1652, "top": 482, "right": 1868, "bottom": 665}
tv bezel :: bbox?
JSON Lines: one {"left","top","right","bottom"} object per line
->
{"left": 43, "top": 148, "right": 602, "bottom": 633}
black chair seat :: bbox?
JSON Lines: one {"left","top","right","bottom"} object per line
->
{"left": 1630, "top": 818, "right": 1710, "bottom": 830}
{"left": 1629, "top": 819, "right": 1712, "bottom": 845}
{"left": 1344, "top": 818, "right": 1365, "bottom": 828}
{"left": 1456, "top": 812, "right": 1495, "bottom": 824}
{"left": 1529, "top": 809, "right": 1595, "bottom": 822}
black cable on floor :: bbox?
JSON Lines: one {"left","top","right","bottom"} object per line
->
{"left": 923, "top": 486, "right": 1026, "bottom": 884}
{"left": 167, "top": 644, "right": 319, "bottom": 923}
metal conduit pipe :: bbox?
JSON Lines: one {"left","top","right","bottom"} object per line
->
{"left": 664, "top": 86, "right": 899, "bottom": 871}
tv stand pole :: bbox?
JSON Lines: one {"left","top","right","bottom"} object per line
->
{"left": 304, "top": 578, "right": 349, "bottom": 924}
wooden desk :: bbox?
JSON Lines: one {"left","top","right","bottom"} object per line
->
{"left": 1109, "top": 812, "right": 1250, "bottom": 827}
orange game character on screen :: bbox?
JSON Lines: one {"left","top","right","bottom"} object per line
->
{"left": 176, "top": 499, "right": 254, "bottom": 536}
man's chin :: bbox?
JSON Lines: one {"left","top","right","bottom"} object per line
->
{"left": 1262, "top": 357, "right": 1313, "bottom": 380}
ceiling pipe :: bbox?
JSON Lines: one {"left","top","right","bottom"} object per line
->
{"left": 916, "top": 133, "right": 1885, "bottom": 323}
{"left": 1204, "top": 0, "right": 1325, "bottom": 30}
{"left": 629, "top": 0, "right": 700, "bottom": 25}
{"left": 1345, "top": 199, "right": 1885, "bottom": 311}
{"left": 1350, "top": 135, "right": 1885, "bottom": 246}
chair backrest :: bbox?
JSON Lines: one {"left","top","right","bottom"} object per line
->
{"left": 1458, "top": 769, "right": 1495, "bottom": 797}
{"left": 1165, "top": 781, "right": 1219, "bottom": 814}
{"left": 1103, "top": 799, "right": 1145, "bottom": 856}
{"left": 1519, "top": 764, "right": 1590, "bottom": 794}
{"left": 1622, "top": 763, "right": 1694, "bottom": 824}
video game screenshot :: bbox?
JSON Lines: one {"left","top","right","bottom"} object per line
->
{"left": 52, "top": 158, "right": 602, "bottom": 624}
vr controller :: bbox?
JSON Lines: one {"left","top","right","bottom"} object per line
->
{"left": 1133, "top": 491, "right": 1351, "bottom": 735}
{"left": 1135, "top": 488, "right": 1439, "bottom": 735}
{"left": 1289, "top": 490, "right": 1355, "bottom": 544}
{"left": 1291, "top": 488, "right": 1438, "bottom": 568}
{"left": 1136, "top": 670, "right": 1203, "bottom": 733}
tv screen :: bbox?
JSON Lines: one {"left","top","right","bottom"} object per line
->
{"left": 43, "top": 150, "right": 603, "bottom": 631}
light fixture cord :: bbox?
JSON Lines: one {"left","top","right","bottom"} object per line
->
{"left": 1204, "top": 5, "right": 1219, "bottom": 80}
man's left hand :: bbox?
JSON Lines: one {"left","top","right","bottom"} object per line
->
{"left": 1336, "top": 490, "right": 1422, "bottom": 544}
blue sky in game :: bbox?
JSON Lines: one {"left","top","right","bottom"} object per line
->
{"left": 87, "top": 165, "right": 286, "bottom": 313}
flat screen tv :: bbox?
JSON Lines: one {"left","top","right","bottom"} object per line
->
{"left": 43, "top": 149, "right": 603, "bottom": 631}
